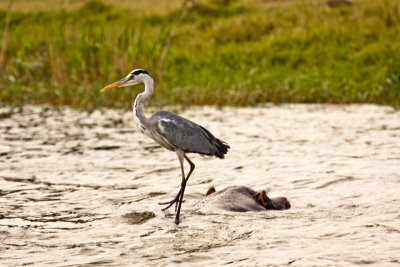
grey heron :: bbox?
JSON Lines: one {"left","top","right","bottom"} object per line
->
{"left": 100, "top": 69, "right": 229, "bottom": 224}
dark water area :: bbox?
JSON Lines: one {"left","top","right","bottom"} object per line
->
{"left": 1, "top": 104, "right": 399, "bottom": 266}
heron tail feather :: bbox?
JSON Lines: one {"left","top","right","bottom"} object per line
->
{"left": 214, "top": 138, "right": 230, "bottom": 159}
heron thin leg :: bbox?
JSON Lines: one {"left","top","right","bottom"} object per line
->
{"left": 158, "top": 164, "right": 185, "bottom": 211}
{"left": 158, "top": 151, "right": 186, "bottom": 212}
{"left": 174, "top": 154, "right": 195, "bottom": 225}
{"left": 174, "top": 163, "right": 186, "bottom": 212}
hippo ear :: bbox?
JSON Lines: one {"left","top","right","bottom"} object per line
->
{"left": 206, "top": 186, "right": 216, "bottom": 196}
{"left": 257, "top": 190, "right": 269, "bottom": 207}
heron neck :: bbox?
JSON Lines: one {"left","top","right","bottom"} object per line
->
{"left": 133, "top": 78, "right": 154, "bottom": 129}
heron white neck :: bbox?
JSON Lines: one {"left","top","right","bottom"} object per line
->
{"left": 133, "top": 77, "right": 154, "bottom": 131}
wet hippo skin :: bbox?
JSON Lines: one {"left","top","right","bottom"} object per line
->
{"left": 192, "top": 186, "right": 291, "bottom": 212}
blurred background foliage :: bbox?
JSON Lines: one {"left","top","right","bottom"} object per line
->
{"left": 0, "top": 0, "right": 399, "bottom": 109}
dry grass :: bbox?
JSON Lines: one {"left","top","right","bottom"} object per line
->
{"left": 0, "top": 0, "right": 182, "bottom": 13}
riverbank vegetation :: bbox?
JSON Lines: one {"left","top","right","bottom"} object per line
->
{"left": 0, "top": 0, "right": 399, "bottom": 108}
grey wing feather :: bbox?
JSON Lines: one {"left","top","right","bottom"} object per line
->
{"left": 149, "top": 111, "right": 229, "bottom": 158}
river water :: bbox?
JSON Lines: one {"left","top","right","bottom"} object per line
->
{"left": 1, "top": 104, "right": 399, "bottom": 266}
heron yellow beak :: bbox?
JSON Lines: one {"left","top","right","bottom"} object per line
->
{"left": 100, "top": 77, "right": 128, "bottom": 92}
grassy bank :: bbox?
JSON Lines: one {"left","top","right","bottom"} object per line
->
{"left": 0, "top": 0, "right": 399, "bottom": 109}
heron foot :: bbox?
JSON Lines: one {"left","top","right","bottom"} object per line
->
{"left": 159, "top": 198, "right": 178, "bottom": 211}
{"left": 158, "top": 190, "right": 185, "bottom": 212}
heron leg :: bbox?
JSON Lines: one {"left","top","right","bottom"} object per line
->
{"left": 158, "top": 163, "right": 185, "bottom": 211}
{"left": 172, "top": 154, "right": 195, "bottom": 212}
{"left": 174, "top": 154, "right": 195, "bottom": 225}
{"left": 158, "top": 151, "right": 186, "bottom": 211}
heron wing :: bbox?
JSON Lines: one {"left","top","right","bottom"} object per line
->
{"left": 150, "top": 111, "right": 225, "bottom": 156}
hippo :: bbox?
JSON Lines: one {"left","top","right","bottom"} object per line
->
{"left": 190, "top": 186, "right": 290, "bottom": 213}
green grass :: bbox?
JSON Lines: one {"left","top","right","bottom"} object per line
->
{"left": 1, "top": 0, "right": 400, "bottom": 109}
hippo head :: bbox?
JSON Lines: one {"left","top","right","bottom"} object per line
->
{"left": 256, "top": 190, "right": 291, "bottom": 210}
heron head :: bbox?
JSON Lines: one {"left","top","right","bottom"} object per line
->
{"left": 100, "top": 69, "right": 152, "bottom": 92}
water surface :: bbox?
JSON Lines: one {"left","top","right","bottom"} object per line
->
{"left": 1, "top": 104, "right": 399, "bottom": 266}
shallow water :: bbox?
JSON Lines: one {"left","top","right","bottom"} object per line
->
{"left": 1, "top": 104, "right": 399, "bottom": 266}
